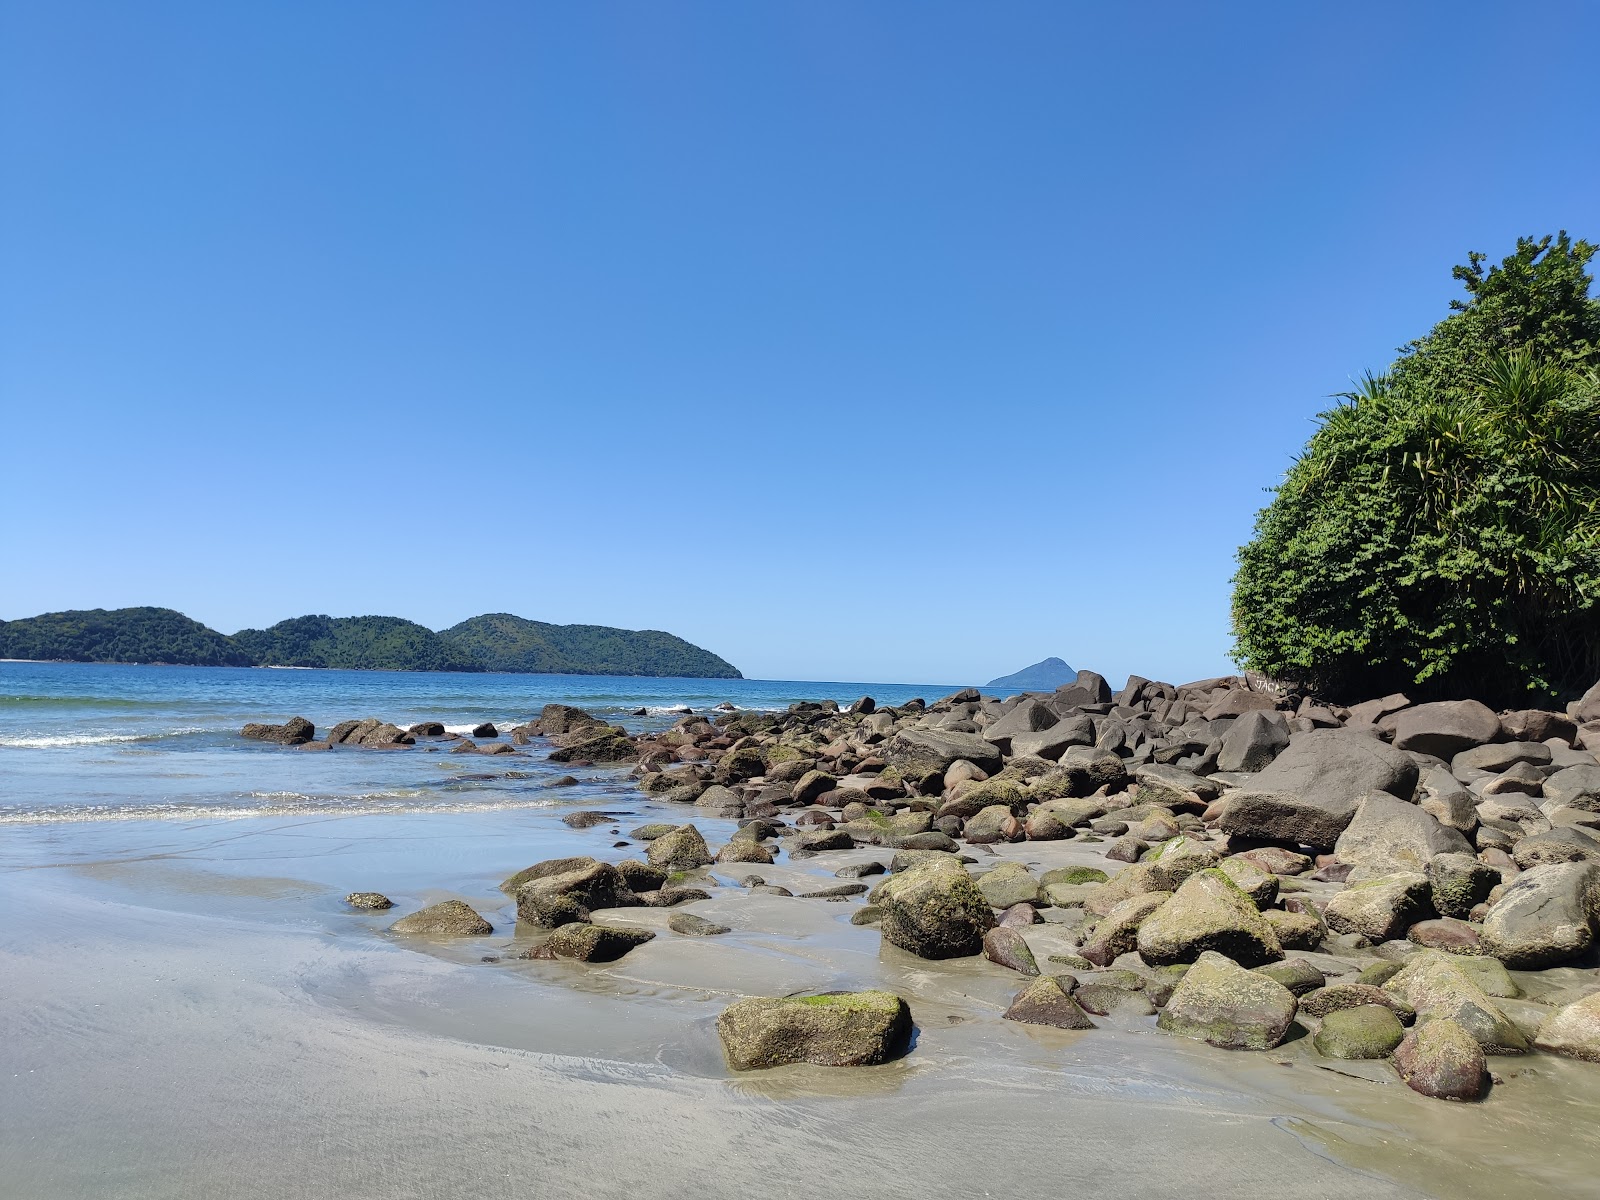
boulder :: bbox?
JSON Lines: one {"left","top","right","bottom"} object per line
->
{"left": 981, "top": 700, "right": 1060, "bottom": 754}
{"left": 877, "top": 856, "right": 996, "bottom": 959}
{"left": 1218, "top": 731, "right": 1419, "bottom": 851}
{"left": 1323, "top": 873, "right": 1434, "bottom": 942}
{"left": 1499, "top": 709, "right": 1577, "bottom": 745}
{"left": 1079, "top": 891, "right": 1171, "bottom": 966}
{"left": 1300, "top": 983, "right": 1414, "bottom": 1021}
{"left": 1393, "top": 701, "right": 1502, "bottom": 759}
{"left": 1533, "top": 991, "right": 1600, "bottom": 1062}
{"left": 1261, "top": 907, "right": 1324, "bottom": 951}
{"left": 1145, "top": 835, "right": 1220, "bottom": 890}
{"left": 389, "top": 899, "right": 492, "bottom": 935}
{"left": 1003, "top": 974, "right": 1097, "bottom": 1029}
{"left": 1406, "top": 917, "right": 1483, "bottom": 954}
{"left": 1512, "top": 826, "right": 1600, "bottom": 869}
{"left": 345, "top": 891, "right": 393, "bottom": 909}
{"left": 1542, "top": 764, "right": 1600, "bottom": 813}
{"left": 983, "top": 926, "right": 1040, "bottom": 975}
{"left": 549, "top": 731, "right": 637, "bottom": 763}
{"left": 514, "top": 860, "right": 637, "bottom": 927}
{"left": 502, "top": 855, "right": 599, "bottom": 895}
{"left": 1314, "top": 1005, "right": 1405, "bottom": 1060}
{"left": 1216, "top": 856, "right": 1279, "bottom": 908}
{"left": 1394, "top": 1020, "right": 1488, "bottom": 1101}
{"left": 791, "top": 769, "right": 837, "bottom": 806}
{"left": 1452, "top": 741, "right": 1552, "bottom": 774}
{"left": 241, "top": 716, "right": 316, "bottom": 745}
{"left": 717, "top": 992, "right": 913, "bottom": 1070}
{"left": 1426, "top": 853, "right": 1499, "bottom": 919}
{"left": 1572, "top": 678, "right": 1600, "bottom": 725}
{"left": 716, "top": 838, "right": 775, "bottom": 865}
{"left": 1157, "top": 950, "right": 1298, "bottom": 1050}
{"left": 1254, "top": 959, "right": 1326, "bottom": 996}
{"left": 976, "top": 861, "right": 1042, "bottom": 908}
{"left": 1234, "top": 846, "right": 1313, "bottom": 876}
{"left": 884, "top": 729, "right": 1003, "bottom": 784}
{"left": 1334, "top": 792, "right": 1473, "bottom": 878}
{"left": 964, "top": 804, "right": 1023, "bottom": 844}
{"left": 1135, "top": 869, "right": 1283, "bottom": 967}
{"left": 1478, "top": 861, "right": 1600, "bottom": 968}
{"left": 645, "top": 825, "right": 715, "bottom": 871}
{"left": 1215, "top": 709, "right": 1291, "bottom": 773}
{"left": 543, "top": 922, "right": 655, "bottom": 962}
{"left": 1383, "top": 952, "right": 1529, "bottom": 1054}
{"left": 470, "top": 722, "right": 498, "bottom": 739}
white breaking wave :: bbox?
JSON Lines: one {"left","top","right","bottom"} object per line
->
{"left": 0, "top": 726, "right": 213, "bottom": 749}
{"left": 0, "top": 794, "right": 565, "bottom": 825}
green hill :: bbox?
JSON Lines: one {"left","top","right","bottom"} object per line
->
{"left": 0, "top": 607, "right": 253, "bottom": 667}
{"left": 442, "top": 613, "right": 742, "bottom": 678}
{"left": 0, "top": 606, "right": 742, "bottom": 677}
{"left": 231, "top": 615, "right": 479, "bottom": 672}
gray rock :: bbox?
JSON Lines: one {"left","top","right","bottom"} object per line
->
{"left": 1384, "top": 951, "right": 1528, "bottom": 1054}
{"left": 390, "top": 899, "right": 492, "bottom": 935}
{"left": 1393, "top": 700, "right": 1502, "bottom": 759}
{"left": 541, "top": 922, "right": 655, "bottom": 962}
{"left": 1533, "top": 990, "right": 1600, "bottom": 1062}
{"left": 1334, "top": 792, "right": 1473, "bottom": 877}
{"left": 1479, "top": 861, "right": 1600, "bottom": 968}
{"left": 1452, "top": 741, "right": 1552, "bottom": 775}
{"left": 976, "top": 861, "right": 1042, "bottom": 908}
{"left": 983, "top": 926, "right": 1040, "bottom": 974}
{"left": 1427, "top": 852, "right": 1499, "bottom": 919}
{"left": 668, "top": 912, "right": 731, "bottom": 936}
{"left": 980, "top": 700, "right": 1060, "bottom": 754}
{"left": 1543, "top": 764, "right": 1600, "bottom": 812}
{"left": 345, "top": 891, "right": 393, "bottom": 910}
{"left": 646, "top": 825, "right": 715, "bottom": 870}
{"left": 1513, "top": 826, "right": 1600, "bottom": 869}
{"left": 1216, "top": 709, "right": 1291, "bottom": 773}
{"left": 884, "top": 729, "right": 1003, "bottom": 784}
{"left": 514, "top": 860, "right": 637, "bottom": 927}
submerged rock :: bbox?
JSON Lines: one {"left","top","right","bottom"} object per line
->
{"left": 982, "top": 926, "right": 1040, "bottom": 975}
{"left": 717, "top": 991, "right": 913, "bottom": 1070}
{"left": 542, "top": 922, "right": 655, "bottom": 962}
{"left": 241, "top": 716, "right": 315, "bottom": 745}
{"left": 668, "top": 912, "right": 730, "bottom": 936}
{"left": 390, "top": 899, "right": 492, "bottom": 935}
{"left": 344, "top": 891, "right": 393, "bottom": 910}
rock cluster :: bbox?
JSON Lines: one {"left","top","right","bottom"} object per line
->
{"left": 352, "top": 671, "right": 1600, "bottom": 1088}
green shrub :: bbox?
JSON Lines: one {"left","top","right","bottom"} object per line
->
{"left": 1233, "top": 234, "right": 1600, "bottom": 705}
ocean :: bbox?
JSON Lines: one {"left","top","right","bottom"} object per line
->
{"left": 0, "top": 660, "right": 954, "bottom": 823}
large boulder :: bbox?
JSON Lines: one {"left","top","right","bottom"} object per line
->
{"left": 1427, "top": 852, "right": 1500, "bottom": 919}
{"left": 1135, "top": 869, "right": 1283, "bottom": 967}
{"left": 976, "top": 861, "right": 1042, "bottom": 908}
{"left": 877, "top": 856, "right": 996, "bottom": 959}
{"left": 1218, "top": 731, "right": 1418, "bottom": 851}
{"left": 1215, "top": 709, "right": 1291, "bottom": 773}
{"left": 717, "top": 992, "right": 913, "bottom": 1070}
{"left": 1478, "top": 861, "right": 1600, "bottom": 968}
{"left": 1323, "top": 872, "right": 1434, "bottom": 942}
{"left": 548, "top": 730, "right": 637, "bottom": 763}
{"left": 980, "top": 700, "right": 1059, "bottom": 754}
{"left": 514, "top": 860, "right": 637, "bottom": 927}
{"left": 1542, "top": 764, "right": 1600, "bottom": 813}
{"left": 1314, "top": 1005, "right": 1405, "bottom": 1060}
{"left": 1333, "top": 792, "right": 1473, "bottom": 878}
{"left": 1156, "top": 950, "right": 1298, "bottom": 1050}
{"left": 1393, "top": 700, "right": 1502, "bottom": 759}
{"left": 1384, "top": 952, "right": 1529, "bottom": 1054}
{"left": 884, "top": 729, "right": 1003, "bottom": 784}
{"left": 1533, "top": 991, "right": 1600, "bottom": 1062}
{"left": 1571, "top": 678, "right": 1600, "bottom": 725}
{"left": 1002, "top": 975, "right": 1096, "bottom": 1029}
{"left": 1394, "top": 1020, "right": 1488, "bottom": 1101}
{"left": 389, "top": 899, "right": 492, "bottom": 935}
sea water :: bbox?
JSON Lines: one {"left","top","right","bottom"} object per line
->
{"left": 0, "top": 661, "right": 955, "bottom": 823}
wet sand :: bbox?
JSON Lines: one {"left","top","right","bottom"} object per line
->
{"left": 4, "top": 800, "right": 1598, "bottom": 1199}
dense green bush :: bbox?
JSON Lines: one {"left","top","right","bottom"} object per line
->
{"left": 1233, "top": 234, "right": 1600, "bottom": 705}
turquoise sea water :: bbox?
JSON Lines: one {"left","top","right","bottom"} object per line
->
{"left": 0, "top": 661, "right": 957, "bottom": 822}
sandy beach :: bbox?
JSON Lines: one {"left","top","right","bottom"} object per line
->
{"left": 5, "top": 799, "right": 1597, "bottom": 1200}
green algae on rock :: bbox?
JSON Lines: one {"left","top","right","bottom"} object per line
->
{"left": 1314, "top": 1005, "right": 1405, "bottom": 1060}
{"left": 1157, "top": 950, "right": 1298, "bottom": 1050}
{"left": 717, "top": 991, "right": 913, "bottom": 1070}
{"left": 389, "top": 899, "right": 492, "bottom": 935}
{"left": 877, "top": 856, "right": 996, "bottom": 959}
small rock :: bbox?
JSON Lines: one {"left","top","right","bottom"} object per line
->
{"left": 1002, "top": 975, "right": 1096, "bottom": 1030}
{"left": 668, "top": 913, "right": 731, "bottom": 936}
{"left": 1314, "top": 1005, "right": 1405, "bottom": 1060}
{"left": 390, "top": 899, "right": 492, "bottom": 935}
{"left": 543, "top": 922, "right": 655, "bottom": 962}
{"left": 983, "top": 926, "right": 1040, "bottom": 975}
{"left": 345, "top": 891, "right": 393, "bottom": 910}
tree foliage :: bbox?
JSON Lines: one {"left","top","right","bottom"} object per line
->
{"left": 0, "top": 607, "right": 253, "bottom": 667}
{"left": 1233, "top": 234, "right": 1600, "bottom": 705}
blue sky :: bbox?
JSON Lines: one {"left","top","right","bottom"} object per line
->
{"left": 3, "top": 2, "right": 1597, "bottom": 685}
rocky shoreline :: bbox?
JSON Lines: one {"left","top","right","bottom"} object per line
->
{"left": 243, "top": 669, "right": 1600, "bottom": 1099}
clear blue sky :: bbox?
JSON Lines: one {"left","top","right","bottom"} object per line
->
{"left": 3, "top": 2, "right": 1597, "bottom": 685}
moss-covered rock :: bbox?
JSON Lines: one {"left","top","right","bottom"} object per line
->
{"left": 646, "top": 824, "right": 714, "bottom": 871}
{"left": 717, "top": 991, "right": 913, "bottom": 1070}
{"left": 345, "top": 891, "right": 393, "bottom": 910}
{"left": 1082, "top": 861, "right": 1164, "bottom": 917}
{"left": 877, "top": 856, "right": 996, "bottom": 959}
{"left": 628, "top": 823, "right": 679, "bottom": 841}
{"left": 982, "top": 926, "right": 1040, "bottom": 975}
{"left": 1314, "top": 1004, "right": 1405, "bottom": 1060}
{"left": 1300, "top": 983, "right": 1414, "bottom": 1022}
{"left": 1394, "top": 1019, "right": 1487, "bottom": 1100}
{"left": 1041, "top": 865, "right": 1109, "bottom": 888}
{"left": 1157, "top": 950, "right": 1298, "bottom": 1050}
{"left": 716, "top": 837, "right": 776, "bottom": 864}
{"left": 976, "top": 861, "right": 1042, "bottom": 908}
{"left": 548, "top": 731, "right": 637, "bottom": 763}
{"left": 1079, "top": 891, "right": 1172, "bottom": 967}
{"left": 1323, "top": 872, "right": 1435, "bottom": 942}
{"left": 1383, "top": 951, "right": 1529, "bottom": 1054}
{"left": 1217, "top": 856, "right": 1279, "bottom": 909}
{"left": 1261, "top": 906, "right": 1325, "bottom": 951}
{"left": 938, "top": 778, "right": 1027, "bottom": 820}
{"left": 1144, "top": 836, "right": 1220, "bottom": 891}
{"left": 1002, "top": 974, "right": 1095, "bottom": 1029}
{"left": 1135, "top": 869, "right": 1283, "bottom": 968}
{"left": 716, "top": 743, "right": 767, "bottom": 782}
{"left": 1252, "top": 958, "right": 1325, "bottom": 996}
{"left": 389, "top": 899, "right": 492, "bottom": 935}
{"left": 501, "top": 855, "right": 597, "bottom": 896}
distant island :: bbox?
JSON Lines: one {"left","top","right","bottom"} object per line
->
{"left": 0, "top": 607, "right": 743, "bottom": 678}
{"left": 986, "top": 656, "right": 1076, "bottom": 692}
